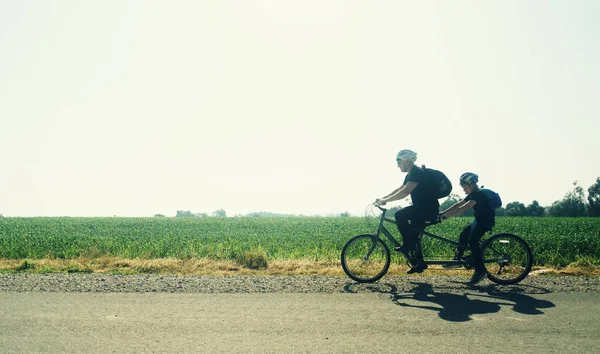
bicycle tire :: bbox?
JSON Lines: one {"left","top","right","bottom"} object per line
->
{"left": 341, "top": 234, "right": 391, "bottom": 283}
{"left": 482, "top": 233, "right": 533, "bottom": 285}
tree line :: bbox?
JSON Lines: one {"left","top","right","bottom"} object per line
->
{"left": 154, "top": 209, "right": 228, "bottom": 218}
{"left": 160, "top": 177, "right": 600, "bottom": 218}
{"left": 437, "top": 178, "right": 600, "bottom": 217}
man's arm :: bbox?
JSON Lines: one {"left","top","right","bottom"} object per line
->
{"left": 381, "top": 186, "right": 403, "bottom": 199}
{"left": 379, "top": 182, "right": 417, "bottom": 204}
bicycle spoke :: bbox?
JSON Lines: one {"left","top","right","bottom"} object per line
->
{"left": 483, "top": 234, "right": 533, "bottom": 284}
{"left": 341, "top": 235, "right": 390, "bottom": 283}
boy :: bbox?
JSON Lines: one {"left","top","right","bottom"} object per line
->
{"left": 440, "top": 172, "right": 495, "bottom": 285}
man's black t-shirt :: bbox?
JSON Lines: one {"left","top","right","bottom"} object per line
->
{"left": 403, "top": 166, "right": 439, "bottom": 211}
{"left": 464, "top": 189, "right": 495, "bottom": 227}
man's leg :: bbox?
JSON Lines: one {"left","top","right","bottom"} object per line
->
{"left": 394, "top": 206, "right": 419, "bottom": 251}
{"left": 395, "top": 207, "right": 431, "bottom": 273}
{"left": 406, "top": 215, "right": 429, "bottom": 273}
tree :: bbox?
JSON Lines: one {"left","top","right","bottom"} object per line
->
{"left": 548, "top": 181, "right": 588, "bottom": 217}
{"left": 525, "top": 201, "right": 545, "bottom": 217}
{"left": 176, "top": 210, "right": 195, "bottom": 217}
{"left": 340, "top": 211, "right": 351, "bottom": 217}
{"left": 506, "top": 202, "right": 527, "bottom": 216}
{"left": 386, "top": 205, "right": 402, "bottom": 216}
{"left": 438, "top": 193, "right": 473, "bottom": 216}
{"left": 154, "top": 214, "right": 166, "bottom": 217}
{"left": 495, "top": 207, "right": 507, "bottom": 217}
{"left": 212, "top": 209, "right": 227, "bottom": 217}
{"left": 440, "top": 194, "right": 461, "bottom": 212}
{"left": 588, "top": 177, "right": 600, "bottom": 217}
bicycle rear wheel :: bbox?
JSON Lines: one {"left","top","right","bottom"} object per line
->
{"left": 341, "top": 234, "right": 390, "bottom": 283}
{"left": 482, "top": 233, "right": 533, "bottom": 285}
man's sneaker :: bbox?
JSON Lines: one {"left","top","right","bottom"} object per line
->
{"left": 466, "top": 271, "right": 487, "bottom": 285}
{"left": 462, "top": 255, "right": 475, "bottom": 270}
{"left": 406, "top": 262, "right": 428, "bottom": 274}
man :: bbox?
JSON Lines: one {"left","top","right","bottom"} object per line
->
{"left": 375, "top": 149, "right": 440, "bottom": 274}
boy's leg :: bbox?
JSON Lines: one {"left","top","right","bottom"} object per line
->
{"left": 442, "top": 223, "right": 471, "bottom": 269}
{"left": 455, "top": 222, "right": 475, "bottom": 259}
{"left": 466, "top": 223, "right": 491, "bottom": 284}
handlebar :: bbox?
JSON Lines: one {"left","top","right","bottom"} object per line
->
{"left": 373, "top": 203, "right": 387, "bottom": 212}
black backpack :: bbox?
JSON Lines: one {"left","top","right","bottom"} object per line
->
{"left": 422, "top": 165, "right": 452, "bottom": 199}
{"left": 481, "top": 188, "right": 503, "bottom": 209}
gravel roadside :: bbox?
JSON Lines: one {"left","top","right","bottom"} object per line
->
{"left": 1, "top": 273, "right": 599, "bottom": 294}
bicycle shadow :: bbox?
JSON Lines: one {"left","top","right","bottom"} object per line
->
{"left": 469, "top": 283, "right": 556, "bottom": 315}
{"left": 343, "top": 281, "right": 555, "bottom": 322}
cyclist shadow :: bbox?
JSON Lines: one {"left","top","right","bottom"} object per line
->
{"left": 343, "top": 282, "right": 555, "bottom": 322}
{"left": 468, "top": 283, "right": 556, "bottom": 316}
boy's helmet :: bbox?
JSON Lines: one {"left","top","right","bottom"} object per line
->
{"left": 396, "top": 149, "right": 417, "bottom": 163}
{"left": 459, "top": 172, "right": 479, "bottom": 185}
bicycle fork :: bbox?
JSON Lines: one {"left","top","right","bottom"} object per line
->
{"left": 363, "top": 235, "right": 379, "bottom": 261}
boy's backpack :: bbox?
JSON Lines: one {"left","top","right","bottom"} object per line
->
{"left": 422, "top": 165, "right": 453, "bottom": 199}
{"left": 481, "top": 188, "right": 502, "bottom": 209}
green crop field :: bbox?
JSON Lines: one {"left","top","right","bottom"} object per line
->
{"left": 1, "top": 216, "right": 599, "bottom": 267}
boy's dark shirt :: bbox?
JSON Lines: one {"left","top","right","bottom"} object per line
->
{"left": 464, "top": 189, "right": 495, "bottom": 227}
{"left": 403, "top": 166, "right": 439, "bottom": 211}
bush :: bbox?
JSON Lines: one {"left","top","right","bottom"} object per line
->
{"left": 237, "top": 248, "right": 268, "bottom": 269}
{"left": 15, "top": 260, "right": 35, "bottom": 271}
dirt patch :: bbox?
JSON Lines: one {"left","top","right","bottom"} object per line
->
{"left": 2, "top": 258, "right": 599, "bottom": 277}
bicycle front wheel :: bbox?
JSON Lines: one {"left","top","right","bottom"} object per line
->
{"left": 341, "top": 234, "right": 390, "bottom": 283}
{"left": 482, "top": 233, "right": 533, "bottom": 285}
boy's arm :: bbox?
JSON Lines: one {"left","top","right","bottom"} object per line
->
{"left": 441, "top": 201, "right": 463, "bottom": 215}
{"left": 442, "top": 200, "right": 477, "bottom": 219}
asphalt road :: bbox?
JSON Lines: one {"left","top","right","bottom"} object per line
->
{"left": 1, "top": 290, "right": 599, "bottom": 353}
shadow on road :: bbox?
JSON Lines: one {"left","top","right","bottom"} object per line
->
{"left": 343, "top": 281, "right": 555, "bottom": 322}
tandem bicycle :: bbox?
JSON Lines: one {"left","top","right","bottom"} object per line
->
{"left": 341, "top": 204, "right": 533, "bottom": 284}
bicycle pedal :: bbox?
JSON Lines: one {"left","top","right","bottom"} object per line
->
{"left": 407, "top": 264, "right": 428, "bottom": 274}
{"left": 442, "top": 264, "right": 462, "bottom": 269}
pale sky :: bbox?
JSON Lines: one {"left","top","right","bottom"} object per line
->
{"left": 1, "top": 0, "right": 599, "bottom": 217}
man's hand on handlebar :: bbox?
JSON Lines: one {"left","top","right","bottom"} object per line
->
{"left": 374, "top": 198, "right": 387, "bottom": 206}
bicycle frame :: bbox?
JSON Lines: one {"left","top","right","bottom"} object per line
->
{"left": 374, "top": 205, "right": 463, "bottom": 266}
